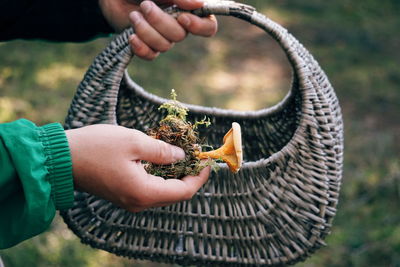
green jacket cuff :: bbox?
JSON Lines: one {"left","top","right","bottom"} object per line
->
{"left": 39, "top": 123, "right": 74, "bottom": 210}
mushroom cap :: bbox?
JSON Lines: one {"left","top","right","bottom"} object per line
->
{"left": 232, "top": 122, "right": 243, "bottom": 170}
{"left": 223, "top": 122, "right": 242, "bottom": 172}
{"left": 197, "top": 122, "right": 243, "bottom": 173}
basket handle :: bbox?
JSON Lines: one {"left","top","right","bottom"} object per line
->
{"left": 162, "top": 1, "right": 255, "bottom": 18}
{"left": 65, "top": 1, "right": 305, "bottom": 128}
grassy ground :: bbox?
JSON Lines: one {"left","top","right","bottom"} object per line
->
{"left": 1, "top": 0, "right": 399, "bottom": 266}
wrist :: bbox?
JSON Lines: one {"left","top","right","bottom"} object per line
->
{"left": 64, "top": 129, "right": 84, "bottom": 192}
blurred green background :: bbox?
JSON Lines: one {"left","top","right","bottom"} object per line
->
{"left": 1, "top": 0, "right": 399, "bottom": 266}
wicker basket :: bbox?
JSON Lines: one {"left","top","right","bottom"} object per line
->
{"left": 61, "top": 1, "right": 343, "bottom": 266}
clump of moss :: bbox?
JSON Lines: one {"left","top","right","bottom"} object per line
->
{"left": 145, "top": 90, "right": 216, "bottom": 179}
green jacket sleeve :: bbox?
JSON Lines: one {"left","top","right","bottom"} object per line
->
{"left": 0, "top": 119, "right": 74, "bottom": 249}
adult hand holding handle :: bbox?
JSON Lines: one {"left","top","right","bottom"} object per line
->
{"left": 99, "top": 0, "right": 218, "bottom": 60}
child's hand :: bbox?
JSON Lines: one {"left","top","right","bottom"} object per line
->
{"left": 99, "top": 0, "right": 218, "bottom": 60}
{"left": 65, "top": 124, "right": 210, "bottom": 212}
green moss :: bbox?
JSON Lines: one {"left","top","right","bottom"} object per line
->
{"left": 145, "top": 90, "right": 218, "bottom": 179}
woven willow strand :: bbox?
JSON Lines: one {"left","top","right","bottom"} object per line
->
{"left": 61, "top": 1, "right": 343, "bottom": 266}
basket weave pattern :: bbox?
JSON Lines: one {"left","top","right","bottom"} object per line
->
{"left": 61, "top": 1, "right": 343, "bottom": 266}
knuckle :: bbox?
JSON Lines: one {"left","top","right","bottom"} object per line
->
{"left": 130, "top": 138, "right": 142, "bottom": 154}
{"left": 158, "top": 140, "right": 173, "bottom": 158}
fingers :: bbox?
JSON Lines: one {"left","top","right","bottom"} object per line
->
{"left": 130, "top": 130, "right": 185, "bottom": 164}
{"left": 129, "top": 1, "right": 187, "bottom": 59}
{"left": 129, "top": 34, "right": 160, "bottom": 60}
{"left": 177, "top": 13, "right": 218, "bottom": 37}
{"left": 128, "top": 0, "right": 217, "bottom": 60}
{"left": 140, "top": 1, "right": 187, "bottom": 42}
{"left": 173, "top": 0, "right": 218, "bottom": 37}
{"left": 121, "top": 164, "right": 210, "bottom": 213}
{"left": 130, "top": 9, "right": 176, "bottom": 52}
{"left": 147, "top": 166, "right": 211, "bottom": 204}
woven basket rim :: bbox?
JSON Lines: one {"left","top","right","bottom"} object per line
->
{"left": 122, "top": 70, "right": 296, "bottom": 118}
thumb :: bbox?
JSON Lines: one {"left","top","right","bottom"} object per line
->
{"left": 133, "top": 131, "right": 186, "bottom": 164}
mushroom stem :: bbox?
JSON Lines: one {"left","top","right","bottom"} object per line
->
{"left": 197, "top": 122, "right": 242, "bottom": 173}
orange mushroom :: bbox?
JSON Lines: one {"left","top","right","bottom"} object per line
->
{"left": 197, "top": 122, "right": 243, "bottom": 173}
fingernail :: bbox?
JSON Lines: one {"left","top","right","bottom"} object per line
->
{"left": 141, "top": 1, "right": 153, "bottom": 15}
{"left": 179, "top": 14, "right": 190, "bottom": 27}
{"left": 172, "top": 146, "right": 185, "bottom": 161}
{"left": 130, "top": 11, "right": 141, "bottom": 26}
